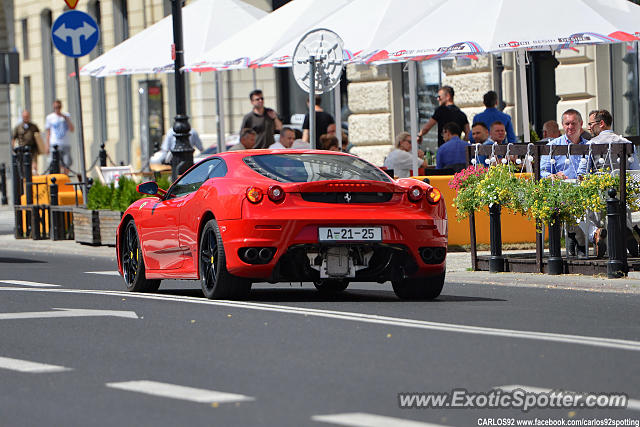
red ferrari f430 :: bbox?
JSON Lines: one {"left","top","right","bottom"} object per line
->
{"left": 116, "top": 150, "right": 447, "bottom": 300}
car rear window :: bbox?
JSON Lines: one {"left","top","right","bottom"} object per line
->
{"left": 243, "top": 153, "right": 391, "bottom": 183}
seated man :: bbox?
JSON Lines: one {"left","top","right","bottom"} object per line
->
{"left": 586, "top": 109, "right": 638, "bottom": 170}
{"left": 436, "top": 122, "right": 469, "bottom": 172}
{"left": 269, "top": 127, "right": 296, "bottom": 149}
{"left": 541, "top": 109, "right": 596, "bottom": 257}
{"left": 539, "top": 120, "right": 561, "bottom": 143}
{"left": 230, "top": 128, "right": 257, "bottom": 151}
{"left": 540, "top": 109, "right": 589, "bottom": 180}
{"left": 383, "top": 131, "right": 427, "bottom": 178}
{"left": 577, "top": 109, "right": 640, "bottom": 257}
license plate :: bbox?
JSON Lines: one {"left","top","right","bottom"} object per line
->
{"left": 318, "top": 227, "right": 382, "bottom": 242}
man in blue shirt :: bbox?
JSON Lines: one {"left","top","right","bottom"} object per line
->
{"left": 540, "top": 109, "right": 594, "bottom": 257}
{"left": 540, "top": 109, "right": 589, "bottom": 180}
{"left": 472, "top": 91, "right": 516, "bottom": 143}
{"left": 436, "top": 122, "right": 470, "bottom": 172}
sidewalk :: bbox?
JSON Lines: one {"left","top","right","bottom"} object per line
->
{"left": 1, "top": 204, "right": 639, "bottom": 293}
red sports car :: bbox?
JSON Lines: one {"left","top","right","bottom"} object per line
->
{"left": 116, "top": 150, "right": 447, "bottom": 300}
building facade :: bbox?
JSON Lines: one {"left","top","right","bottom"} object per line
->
{"left": 1, "top": 0, "right": 640, "bottom": 177}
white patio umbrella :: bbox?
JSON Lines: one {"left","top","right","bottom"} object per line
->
{"left": 80, "top": 0, "right": 267, "bottom": 77}
{"left": 183, "top": 0, "right": 440, "bottom": 71}
{"left": 80, "top": 0, "right": 267, "bottom": 156}
{"left": 351, "top": 0, "right": 640, "bottom": 172}
{"left": 182, "top": 0, "right": 441, "bottom": 153}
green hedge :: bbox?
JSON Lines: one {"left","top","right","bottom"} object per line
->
{"left": 88, "top": 175, "right": 171, "bottom": 211}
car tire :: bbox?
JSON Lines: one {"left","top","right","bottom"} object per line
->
{"left": 121, "top": 220, "right": 161, "bottom": 292}
{"left": 392, "top": 271, "right": 445, "bottom": 300}
{"left": 199, "top": 219, "right": 251, "bottom": 300}
{"left": 313, "top": 279, "right": 349, "bottom": 293}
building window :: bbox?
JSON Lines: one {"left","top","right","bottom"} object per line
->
{"left": 610, "top": 42, "right": 640, "bottom": 136}
{"left": 88, "top": 0, "right": 107, "bottom": 156}
{"left": 402, "top": 60, "right": 441, "bottom": 151}
{"left": 40, "top": 9, "right": 55, "bottom": 111}
{"left": 21, "top": 18, "right": 28, "bottom": 60}
{"left": 113, "top": 0, "right": 133, "bottom": 164}
{"left": 23, "top": 76, "right": 31, "bottom": 113}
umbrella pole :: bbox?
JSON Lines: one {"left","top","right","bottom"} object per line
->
{"left": 215, "top": 71, "right": 226, "bottom": 153}
{"left": 309, "top": 56, "right": 316, "bottom": 149}
{"left": 517, "top": 50, "right": 531, "bottom": 143}
{"left": 334, "top": 82, "right": 342, "bottom": 150}
{"left": 408, "top": 61, "right": 419, "bottom": 176}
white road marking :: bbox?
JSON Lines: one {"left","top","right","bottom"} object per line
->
{"left": 0, "top": 356, "right": 71, "bottom": 373}
{"left": 106, "top": 380, "right": 254, "bottom": 403}
{"left": 85, "top": 271, "right": 120, "bottom": 276}
{"left": 0, "top": 280, "right": 59, "bottom": 287}
{"left": 497, "top": 385, "right": 640, "bottom": 411}
{"left": 0, "top": 308, "right": 139, "bottom": 320}
{"left": 312, "top": 413, "right": 448, "bottom": 427}
{"left": 1, "top": 287, "right": 640, "bottom": 352}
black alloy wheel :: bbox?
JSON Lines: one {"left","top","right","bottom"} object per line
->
{"left": 122, "top": 220, "right": 161, "bottom": 292}
{"left": 199, "top": 219, "right": 251, "bottom": 300}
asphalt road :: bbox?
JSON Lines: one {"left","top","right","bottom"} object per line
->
{"left": 0, "top": 249, "right": 638, "bottom": 427}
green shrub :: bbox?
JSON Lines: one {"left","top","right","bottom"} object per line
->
{"left": 87, "top": 181, "right": 115, "bottom": 210}
{"left": 87, "top": 174, "right": 173, "bottom": 212}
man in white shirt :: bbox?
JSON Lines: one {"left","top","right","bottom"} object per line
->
{"left": 157, "top": 127, "right": 204, "bottom": 164}
{"left": 269, "top": 127, "right": 295, "bottom": 149}
{"left": 383, "top": 131, "right": 426, "bottom": 178}
{"left": 582, "top": 109, "right": 640, "bottom": 257}
{"left": 45, "top": 100, "right": 74, "bottom": 175}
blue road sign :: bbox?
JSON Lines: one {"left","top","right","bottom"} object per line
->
{"left": 52, "top": 11, "right": 100, "bottom": 58}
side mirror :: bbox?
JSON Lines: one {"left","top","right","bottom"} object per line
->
{"left": 137, "top": 181, "right": 166, "bottom": 197}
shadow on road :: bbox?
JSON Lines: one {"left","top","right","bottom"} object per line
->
{"left": 0, "top": 257, "right": 47, "bottom": 264}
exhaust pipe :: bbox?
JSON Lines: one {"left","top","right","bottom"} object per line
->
{"left": 244, "top": 247, "right": 258, "bottom": 262}
{"left": 258, "top": 247, "right": 273, "bottom": 262}
{"left": 421, "top": 247, "right": 433, "bottom": 262}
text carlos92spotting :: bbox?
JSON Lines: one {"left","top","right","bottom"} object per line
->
{"left": 397, "top": 388, "right": 628, "bottom": 412}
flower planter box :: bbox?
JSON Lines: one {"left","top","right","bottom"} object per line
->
{"left": 98, "top": 210, "right": 122, "bottom": 246}
{"left": 73, "top": 208, "right": 122, "bottom": 246}
{"left": 73, "top": 207, "right": 100, "bottom": 245}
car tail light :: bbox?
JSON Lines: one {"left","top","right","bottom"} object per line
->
{"left": 246, "top": 187, "right": 263, "bottom": 204}
{"left": 426, "top": 188, "right": 442, "bottom": 204}
{"left": 267, "top": 185, "right": 285, "bottom": 203}
{"left": 407, "top": 185, "right": 424, "bottom": 203}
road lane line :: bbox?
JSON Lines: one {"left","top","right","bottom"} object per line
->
{"left": 0, "top": 356, "right": 71, "bottom": 373}
{"left": 312, "top": 413, "right": 448, "bottom": 427}
{"left": 0, "top": 308, "right": 139, "bottom": 320}
{"left": 2, "top": 287, "right": 640, "bottom": 352}
{"left": 85, "top": 271, "right": 120, "bottom": 276}
{"left": 0, "top": 280, "right": 59, "bottom": 287}
{"left": 497, "top": 385, "right": 640, "bottom": 411}
{"left": 106, "top": 380, "right": 254, "bottom": 403}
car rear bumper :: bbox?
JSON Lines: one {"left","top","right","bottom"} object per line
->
{"left": 218, "top": 216, "right": 447, "bottom": 280}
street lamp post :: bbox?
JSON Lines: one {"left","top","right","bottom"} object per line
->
{"left": 170, "top": 0, "right": 193, "bottom": 181}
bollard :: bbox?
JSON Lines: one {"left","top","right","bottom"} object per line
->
{"left": 0, "top": 163, "right": 7, "bottom": 205}
{"left": 12, "top": 151, "right": 23, "bottom": 238}
{"left": 23, "top": 147, "right": 33, "bottom": 205}
{"left": 606, "top": 188, "right": 628, "bottom": 278}
{"left": 547, "top": 215, "right": 564, "bottom": 275}
{"left": 11, "top": 151, "right": 21, "bottom": 205}
{"left": 489, "top": 203, "right": 505, "bottom": 272}
{"left": 99, "top": 144, "right": 107, "bottom": 167}
{"left": 50, "top": 177, "right": 59, "bottom": 240}
{"left": 50, "top": 145, "right": 61, "bottom": 174}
